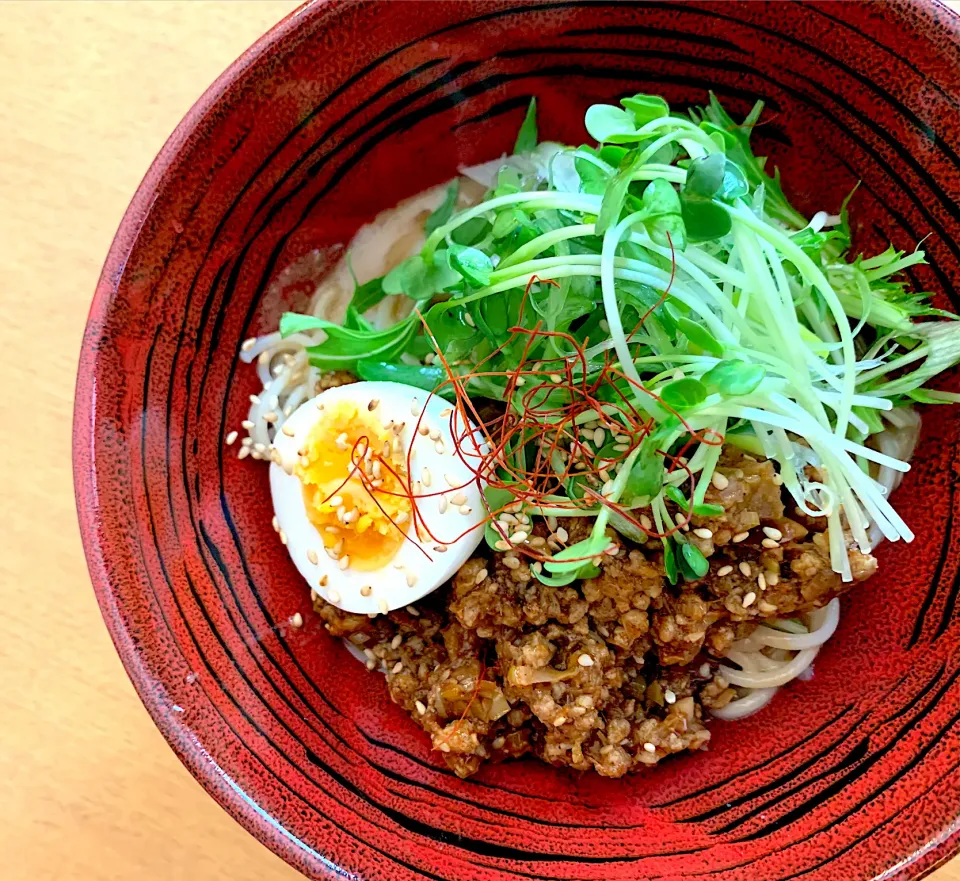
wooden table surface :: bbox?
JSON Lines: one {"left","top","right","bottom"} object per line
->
{"left": 1, "top": 3, "right": 957, "bottom": 880}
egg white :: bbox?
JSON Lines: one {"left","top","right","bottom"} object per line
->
{"left": 270, "top": 381, "right": 487, "bottom": 614}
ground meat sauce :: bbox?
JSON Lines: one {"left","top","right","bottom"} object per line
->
{"left": 312, "top": 447, "right": 877, "bottom": 778}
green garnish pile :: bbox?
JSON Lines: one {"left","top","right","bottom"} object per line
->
{"left": 279, "top": 92, "right": 960, "bottom": 588}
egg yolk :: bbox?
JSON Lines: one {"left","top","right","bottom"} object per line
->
{"left": 296, "top": 400, "right": 412, "bottom": 571}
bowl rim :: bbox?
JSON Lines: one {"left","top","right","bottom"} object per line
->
{"left": 72, "top": 0, "right": 960, "bottom": 878}
{"left": 72, "top": 1, "right": 352, "bottom": 876}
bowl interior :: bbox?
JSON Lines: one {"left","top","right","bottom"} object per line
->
{"left": 75, "top": 2, "right": 960, "bottom": 879}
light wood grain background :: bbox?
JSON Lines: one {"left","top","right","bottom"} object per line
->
{"left": 1, "top": 2, "right": 956, "bottom": 880}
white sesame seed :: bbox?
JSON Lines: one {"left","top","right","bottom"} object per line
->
{"left": 339, "top": 556, "right": 350, "bottom": 570}
{"left": 643, "top": 742, "right": 656, "bottom": 754}
{"left": 395, "top": 510, "right": 409, "bottom": 524}
{"left": 241, "top": 419, "right": 255, "bottom": 430}
{"left": 503, "top": 555, "right": 521, "bottom": 570}
{"left": 272, "top": 516, "right": 280, "bottom": 532}
{"left": 472, "top": 568, "right": 488, "bottom": 585}
{"left": 515, "top": 376, "right": 525, "bottom": 386}
{"left": 711, "top": 472, "right": 729, "bottom": 491}
{"left": 403, "top": 572, "right": 417, "bottom": 588}
{"left": 738, "top": 561, "right": 751, "bottom": 577}
{"left": 549, "top": 373, "right": 562, "bottom": 384}
{"left": 225, "top": 430, "right": 238, "bottom": 445}
{"left": 249, "top": 394, "right": 261, "bottom": 406}
{"left": 464, "top": 313, "right": 476, "bottom": 327}
{"left": 592, "top": 427, "right": 605, "bottom": 447}
{"left": 613, "top": 443, "right": 630, "bottom": 452}
{"left": 532, "top": 562, "right": 543, "bottom": 573}
{"left": 415, "top": 700, "right": 427, "bottom": 714}
{"left": 743, "top": 591, "right": 757, "bottom": 608}
{"left": 494, "top": 540, "right": 510, "bottom": 551}
{"left": 510, "top": 530, "right": 528, "bottom": 544}
{"left": 693, "top": 527, "right": 713, "bottom": 539}
{"left": 578, "top": 654, "right": 594, "bottom": 667}
{"left": 336, "top": 432, "right": 349, "bottom": 450}
{"left": 289, "top": 612, "right": 303, "bottom": 628}
{"left": 459, "top": 504, "right": 472, "bottom": 515}
{"left": 418, "top": 425, "right": 429, "bottom": 437}
{"left": 733, "top": 531, "right": 750, "bottom": 543}
{"left": 281, "top": 424, "right": 296, "bottom": 437}
{"left": 757, "top": 572, "right": 767, "bottom": 591}
{"left": 263, "top": 411, "right": 278, "bottom": 423}
{"left": 358, "top": 585, "right": 372, "bottom": 597}
{"left": 363, "top": 647, "right": 376, "bottom": 661}
{"left": 451, "top": 492, "right": 467, "bottom": 506}
{"left": 553, "top": 716, "right": 567, "bottom": 727}
{"left": 433, "top": 544, "right": 448, "bottom": 553}
{"left": 664, "top": 689, "right": 676, "bottom": 704}
{"left": 439, "top": 407, "right": 453, "bottom": 418}
{"left": 307, "top": 549, "right": 319, "bottom": 565}
{"left": 434, "top": 440, "right": 446, "bottom": 454}
{"left": 406, "top": 605, "right": 420, "bottom": 616}
{"left": 421, "top": 467, "right": 432, "bottom": 487}
{"left": 379, "top": 599, "right": 389, "bottom": 614}
{"left": 365, "top": 659, "right": 376, "bottom": 671}
{"left": 241, "top": 337, "right": 257, "bottom": 352}
{"left": 410, "top": 397, "right": 420, "bottom": 417}
{"left": 767, "top": 572, "right": 780, "bottom": 586}
{"left": 716, "top": 565, "right": 733, "bottom": 576}
{"left": 640, "top": 514, "right": 653, "bottom": 531}
{"left": 278, "top": 529, "right": 288, "bottom": 546}
{"left": 763, "top": 526, "right": 783, "bottom": 541}
{"left": 761, "top": 538, "right": 779, "bottom": 549}
{"left": 556, "top": 527, "right": 569, "bottom": 543}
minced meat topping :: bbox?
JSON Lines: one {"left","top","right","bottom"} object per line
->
{"left": 312, "top": 447, "right": 876, "bottom": 778}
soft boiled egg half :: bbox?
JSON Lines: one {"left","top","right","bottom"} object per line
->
{"left": 270, "top": 381, "right": 488, "bottom": 614}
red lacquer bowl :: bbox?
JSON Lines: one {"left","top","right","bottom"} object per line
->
{"left": 74, "top": 2, "right": 960, "bottom": 879}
